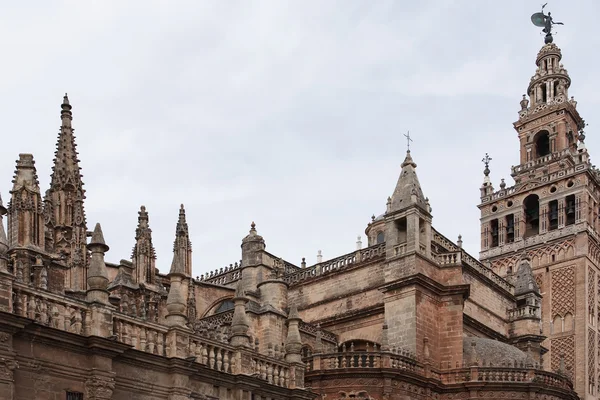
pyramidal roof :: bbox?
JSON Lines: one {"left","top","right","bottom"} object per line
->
{"left": 389, "top": 150, "right": 429, "bottom": 214}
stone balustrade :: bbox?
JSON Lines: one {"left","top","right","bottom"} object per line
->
{"left": 441, "top": 366, "right": 572, "bottom": 390}
{"left": 11, "top": 283, "right": 90, "bottom": 334}
{"left": 113, "top": 313, "right": 168, "bottom": 355}
{"left": 189, "top": 336, "right": 236, "bottom": 374}
{"left": 436, "top": 251, "right": 461, "bottom": 266}
{"left": 306, "top": 350, "right": 421, "bottom": 375}
{"left": 508, "top": 304, "right": 540, "bottom": 320}
{"left": 285, "top": 243, "right": 385, "bottom": 285}
{"left": 305, "top": 350, "right": 573, "bottom": 393}
{"left": 250, "top": 355, "right": 290, "bottom": 387}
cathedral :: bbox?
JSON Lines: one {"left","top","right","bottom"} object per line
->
{"left": 0, "top": 25, "right": 592, "bottom": 400}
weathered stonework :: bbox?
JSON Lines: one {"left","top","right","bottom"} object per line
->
{"left": 0, "top": 39, "right": 584, "bottom": 400}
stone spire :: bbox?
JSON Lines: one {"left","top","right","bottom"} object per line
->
{"left": 285, "top": 304, "right": 303, "bottom": 363}
{"left": 86, "top": 223, "right": 109, "bottom": 303}
{"left": 166, "top": 205, "right": 190, "bottom": 327}
{"left": 8, "top": 154, "right": 44, "bottom": 249}
{"left": 45, "top": 94, "right": 88, "bottom": 291}
{"left": 0, "top": 194, "right": 8, "bottom": 272}
{"left": 170, "top": 204, "right": 192, "bottom": 277}
{"left": 131, "top": 205, "right": 157, "bottom": 284}
{"left": 230, "top": 280, "right": 250, "bottom": 347}
{"left": 389, "top": 150, "right": 429, "bottom": 214}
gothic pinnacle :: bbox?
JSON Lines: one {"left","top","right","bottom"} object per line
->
{"left": 86, "top": 223, "right": 109, "bottom": 303}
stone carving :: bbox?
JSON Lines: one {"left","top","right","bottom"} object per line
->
{"left": 551, "top": 336, "right": 575, "bottom": 378}
{"left": 0, "top": 358, "right": 18, "bottom": 380}
{"left": 589, "top": 328, "right": 596, "bottom": 389}
{"left": 551, "top": 266, "right": 575, "bottom": 317}
{"left": 85, "top": 376, "right": 116, "bottom": 399}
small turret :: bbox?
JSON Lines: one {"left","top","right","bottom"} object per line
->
{"left": 86, "top": 223, "right": 110, "bottom": 304}
{"left": 240, "top": 222, "right": 265, "bottom": 294}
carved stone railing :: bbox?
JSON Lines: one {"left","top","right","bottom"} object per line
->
{"left": 199, "top": 261, "right": 242, "bottom": 285}
{"left": 508, "top": 304, "right": 540, "bottom": 321}
{"left": 431, "top": 231, "right": 513, "bottom": 294}
{"left": 440, "top": 367, "right": 573, "bottom": 391}
{"left": 436, "top": 251, "right": 461, "bottom": 266}
{"left": 11, "top": 283, "right": 90, "bottom": 334}
{"left": 195, "top": 310, "right": 234, "bottom": 329}
{"left": 113, "top": 313, "right": 169, "bottom": 355}
{"left": 250, "top": 355, "right": 290, "bottom": 387}
{"left": 285, "top": 243, "right": 386, "bottom": 285}
{"left": 189, "top": 335, "right": 236, "bottom": 374}
{"left": 298, "top": 320, "right": 337, "bottom": 343}
{"left": 510, "top": 148, "right": 574, "bottom": 177}
{"left": 460, "top": 250, "right": 514, "bottom": 294}
{"left": 306, "top": 350, "right": 422, "bottom": 375}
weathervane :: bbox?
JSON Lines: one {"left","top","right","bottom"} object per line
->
{"left": 531, "top": 3, "right": 564, "bottom": 44}
{"left": 482, "top": 153, "right": 492, "bottom": 176}
{"left": 404, "top": 131, "right": 413, "bottom": 151}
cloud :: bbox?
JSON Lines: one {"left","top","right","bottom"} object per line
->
{"left": 1, "top": 1, "right": 600, "bottom": 276}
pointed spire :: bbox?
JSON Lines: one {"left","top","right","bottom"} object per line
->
{"left": 8, "top": 154, "right": 44, "bottom": 249}
{"left": 131, "top": 205, "right": 156, "bottom": 284}
{"left": 170, "top": 204, "right": 191, "bottom": 276}
{"left": 389, "top": 150, "right": 428, "bottom": 214}
{"left": 285, "top": 304, "right": 303, "bottom": 363}
{"left": 46, "top": 94, "right": 88, "bottom": 291}
{"left": 514, "top": 258, "right": 540, "bottom": 297}
{"left": 86, "top": 223, "right": 109, "bottom": 303}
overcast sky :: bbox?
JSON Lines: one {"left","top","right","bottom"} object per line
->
{"left": 1, "top": 1, "right": 599, "bottom": 278}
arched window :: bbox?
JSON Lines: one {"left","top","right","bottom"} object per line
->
{"left": 524, "top": 194, "right": 540, "bottom": 238}
{"left": 215, "top": 299, "right": 234, "bottom": 314}
{"left": 534, "top": 130, "right": 550, "bottom": 158}
{"left": 376, "top": 231, "right": 385, "bottom": 244}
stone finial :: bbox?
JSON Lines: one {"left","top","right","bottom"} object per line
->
{"left": 457, "top": 234, "right": 463, "bottom": 248}
{"left": 285, "top": 304, "right": 303, "bottom": 363}
{"left": 520, "top": 94, "right": 529, "bottom": 110}
{"left": 230, "top": 280, "right": 250, "bottom": 347}
{"left": 315, "top": 323, "right": 323, "bottom": 353}
{"left": 132, "top": 205, "right": 157, "bottom": 284}
{"left": 317, "top": 250, "right": 323, "bottom": 263}
{"left": 86, "top": 223, "right": 110, "bottom": 303}
{"left": 356, "top": 236, "right": 362, "bottom": 250}
{"left": 301, "top": 257, "right": 306, "bottom": 268}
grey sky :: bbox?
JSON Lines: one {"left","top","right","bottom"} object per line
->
{"left": 1, "top": 1, "right": 599, "bottom": 278}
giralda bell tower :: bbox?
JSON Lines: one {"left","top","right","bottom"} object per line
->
{"left": 478, "top": 15, "right": 598, "bottom": 398}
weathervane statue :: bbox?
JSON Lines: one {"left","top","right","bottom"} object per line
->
{"left": 531, "top": 3, "right": 564, "bottom": 44}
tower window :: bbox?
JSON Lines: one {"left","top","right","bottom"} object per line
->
{"left": 565, "top": 195, "right": 576, "bottom": 226}
{"left": 524, "top": 194, "right": 540, "bottom": 238}
{"left": 506, "top": 214, "right": 515, "bottom": 243}
{"left": 395, "top": 217, "right": 407, "bottom": 244}
{"left": 490, "top": 219, "right": 499, "bottom": 247}
{"left": 549, "top": 200, "right": 558, "bottom": 231}
{"left": 376, "top": 231, "right": 385, "bottom": 244}
{"left": 534, "top": 131, "right": 550, "bottom": 158}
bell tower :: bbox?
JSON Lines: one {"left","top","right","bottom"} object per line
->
{"left": 479, "top": 40, "right": 596, "bottom": 398}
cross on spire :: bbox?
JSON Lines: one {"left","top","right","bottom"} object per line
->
{"left": 482, "top": 153, "right": 492, "bottom": 176}
{"left": 404, "top": 131, "right": 413, "bottom": 151}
